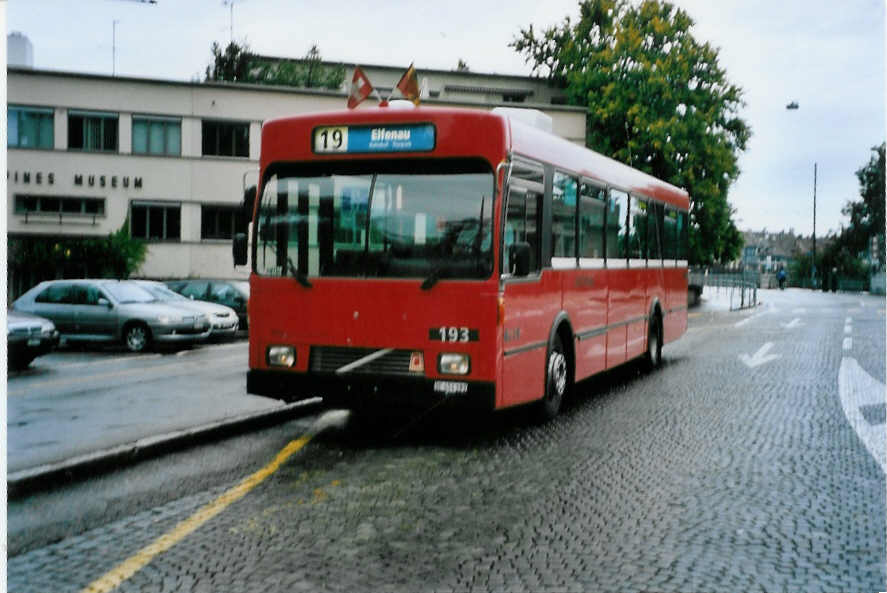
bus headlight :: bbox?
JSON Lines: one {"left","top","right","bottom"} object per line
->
{"left": 438, "top": 353, "right": 470, "bottom": 375}
{"left": 267, "top": 345, "right": 296, "bottom": 367}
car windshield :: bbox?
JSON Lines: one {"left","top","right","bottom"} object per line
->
{"left": 255, "top": 159, "right": 494, "bottom": 280}
{"left": 103, "top": 283, "right": 156, "bottom": 304}
{"left": 142, "top": 284, "right": 187, "bottom": 301}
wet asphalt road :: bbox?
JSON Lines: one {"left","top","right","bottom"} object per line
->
{"left": 7, "top": 289, "right": 886, "bottom": 592}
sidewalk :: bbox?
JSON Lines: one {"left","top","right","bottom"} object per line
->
{"left": 7, "top": 342, "right": 324, "bottom": 498}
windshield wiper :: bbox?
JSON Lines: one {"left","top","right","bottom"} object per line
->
{"left": 287, "top": 257, "right": 313, "bottom": 288}
{"left": 421, "top": 264, "right": 447, "bottom": 290}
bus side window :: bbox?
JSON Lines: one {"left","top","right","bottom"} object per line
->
{"left": 628, "top": 196, "right": 647, "bottom": 261}
{"left": 552, "top": 171, "right": 577, "bottom": 261}
{"left": 662, "top": 208, "right": 678, "bottom": 262}
{"left": 648, "top": 202, "right": 663, "bottom": 264}
{"left": 607, "top": 190, "right": 629, "bottom": 262}
{"left": 677, "top": 211, "right": 689, "bottom": 262}
{"left": 579, "top": 182, "right": 606, "bottom": 260}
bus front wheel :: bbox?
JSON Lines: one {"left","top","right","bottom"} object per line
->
{"left": 537, "top": 334, "right": 569, "bottom": 422}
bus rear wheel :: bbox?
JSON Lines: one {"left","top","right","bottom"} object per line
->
{"left": 645, "top": 314, "right": 663, "bottom": 370}
{"left": 537, "top": 334, "right": 569, "bottom": 422}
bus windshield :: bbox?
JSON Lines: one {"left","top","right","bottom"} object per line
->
{"left": 255, "top": 159, "right": 494, "bottom": 281}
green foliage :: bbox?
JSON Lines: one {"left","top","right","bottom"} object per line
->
{"left": 8, "top": 218, "right": 147, "bottom": 284}
{"left": 839, "top": 143, "right": 885, "bottom": 267}
{"left": 205, "top": 40, "right": 254, "bottom": 83}
{"left": 511, "top": 0, "right": 751, "bottom": 265}
{"left": 206, "top": 41, "right": 345, "bottom": 90}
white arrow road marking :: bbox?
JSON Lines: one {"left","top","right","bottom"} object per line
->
{"left": 843, "top": 337, "right": 853, "bottom": 351}
{"left": 781, "top": 318, "right": 802, "bottom": 329}
{"left": 839, "top": 357, "right": 886, "bottom": 474}
{"left": 739, "top": 342, "right": 781, "bottom": 368}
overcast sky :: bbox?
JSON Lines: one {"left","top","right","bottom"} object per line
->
{"left": 7, "top": 0, "right": 885, "bottom": 237}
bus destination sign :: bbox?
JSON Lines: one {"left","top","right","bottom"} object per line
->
{"left": 313, "top": 123, "right": 435, "bottom": 154}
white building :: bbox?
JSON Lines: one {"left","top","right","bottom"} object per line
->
{"left": 7, "top": 65, "right": 585, "bottom": 299}
{"left": 7, "top": 32, "right": 34, "bottom": 68}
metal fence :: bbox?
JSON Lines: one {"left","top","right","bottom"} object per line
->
{"left": 689, "top": 269, "right": 759, "bottom": 311}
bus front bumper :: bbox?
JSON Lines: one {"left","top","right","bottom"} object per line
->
{"left": 247, "top": 369, "right": 495, "bottom": 412}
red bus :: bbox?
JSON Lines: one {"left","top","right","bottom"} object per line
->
{"left": 236, "top": 105, "right": 689, "bottom": 421}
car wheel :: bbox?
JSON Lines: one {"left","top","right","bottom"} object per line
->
{"left": 645, "top": 313, "right": 663, "bottom": 370}
{"left": 124, "top": 323, "right": 151, "bottom": 353}
{"left": 8, "top": 353, "right": 35, "bottom": 371}
{"left": 536, "top": 334, "right": 569, "bottom": 422}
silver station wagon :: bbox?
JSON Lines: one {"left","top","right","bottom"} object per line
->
{"left": 13, "top": 279, "right": 211, "bottom": 352}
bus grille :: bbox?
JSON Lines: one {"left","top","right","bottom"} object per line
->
{"left": 310, "top": 346, "right": 416, "bottom": 376}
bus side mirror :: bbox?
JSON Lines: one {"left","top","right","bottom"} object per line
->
{"left": 509, "top": 242, "right": 531, "bottom": 277}
{"left": 233, "top": 233, "right": 248, "bottom": 266}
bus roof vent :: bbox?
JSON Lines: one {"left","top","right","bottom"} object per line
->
{"left": 387, "top": 100, "right": 417, "bottom": 109}
{"left": 492, "top": 107, "right": 552, "bottom": 133}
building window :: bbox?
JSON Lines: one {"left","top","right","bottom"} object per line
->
{"left": 502, "top": 93, "right": 526, "bottom": 103}
{"left": 201, "top": 205, "right": 244, "bottom": 240}
{"left": 132, "top": 116, "right": 181, "bottom": 156}
{"left": 15, "top": 195, "right": 105, "bottom": 216}
{"left": 68, "top": 110, "right": 118, "bottom": 152}
{"left": 8, "top": 105, "right": 54, "bottom": 149}
{"left": 131, "top": 202, "right": 181, "bottom": 241}
{"left": 202, "top": 120, "right": 249, "bottom": 157}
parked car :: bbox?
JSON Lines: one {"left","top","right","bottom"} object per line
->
{"left": 12, "top": 279, "right": 211, "bottom": 353}
{"left": 135, "top": 280, "right": 239, "bottom": 339}
{"left": 166, "top": 279, "right": 249, "bottom": 331}
{"left": 7, "top": 310, "right": 59, "bottom": 370}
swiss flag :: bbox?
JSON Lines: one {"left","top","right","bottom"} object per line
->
{"left": 347, "top": 66, "right": 374, "bottom": 109}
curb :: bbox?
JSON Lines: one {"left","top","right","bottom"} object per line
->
{"left": 7, "top": 397, "right": 325, "bottom": 500}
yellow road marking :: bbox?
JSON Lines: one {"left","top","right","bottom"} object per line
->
{"left": 79, "top": 434, "right": 312, "bottom": 593}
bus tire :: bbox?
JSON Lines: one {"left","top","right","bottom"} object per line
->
{"left": 645, "top": 313, "right": 663, "bottom": 370}
{"left": 537, "top": 334, "right": 569, "bottom": 422}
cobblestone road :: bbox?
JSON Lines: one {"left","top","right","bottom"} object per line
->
{"left": 8, "top": 289, "right": 885, "bottom": 592}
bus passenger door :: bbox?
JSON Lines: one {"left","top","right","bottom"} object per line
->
{"left": 501, "top": 172, "right": 550, "bottom": 409}
{"left": 605, "top": 190, "right": 630, "bottom": 368}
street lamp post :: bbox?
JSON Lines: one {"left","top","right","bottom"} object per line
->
{"left": 812, "top": 162, "right": 817, "bottom": 288}
{"left": 786, "top": 101, "right": 818, "bottom": 289}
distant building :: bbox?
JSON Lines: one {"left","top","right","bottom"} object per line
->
{"left": 8, "top": 32, "right": 34, "bottom": 68}
{"left": 7, "top": 64, "right": 586, "bottom": 300}
{"left": 739, "top": 230, "right": 813, "bottom": 273}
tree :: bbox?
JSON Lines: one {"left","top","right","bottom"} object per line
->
{"left": 511, "top": 0, "right": 751, "bottom": 265}
{"left": 455, "top": 59, "right": 470, "bottom": 72}
{"left": 206, "top": 40, "right": 344, "bottom": 90}
{"left": 839, "top": 143, "right": 885, "bottom": 268}
{"left": 205, "top": 40, "right": 254, "bottom": 83}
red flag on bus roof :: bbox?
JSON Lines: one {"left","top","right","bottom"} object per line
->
{"left": 347, "top": 66, "right": 374, "bottom": 109}
{"left": 395, "top": 63, "right": 420, "bottom": 105}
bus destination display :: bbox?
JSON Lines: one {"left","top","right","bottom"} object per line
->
{"left": 313, "top": 123, "right": 435, "bottom": 154}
